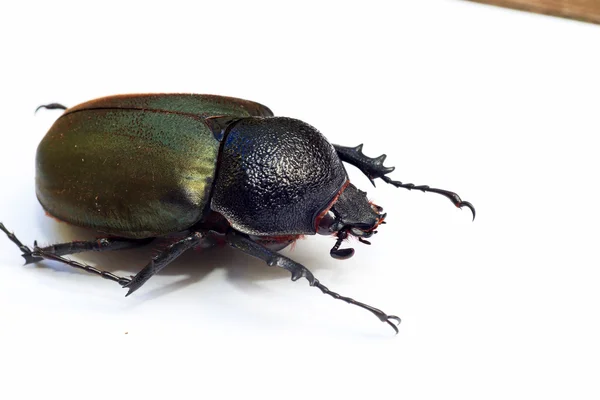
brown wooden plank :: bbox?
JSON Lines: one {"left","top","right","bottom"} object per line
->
{"left": 468, "top": 0, "right": 600, "bottom": 24}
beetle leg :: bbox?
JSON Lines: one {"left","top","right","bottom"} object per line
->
{"left": 225, "top": 230, "right": 401, "bottom": 334}
{"left": 333, "top": 144, "right": 476, "bottom": 220}
{"left": 333, "top": 144, "right": 394, "bottom": 184}
{"left": 122, "top": 232, "right": 213, "bottom": 296}
{"left": 28, "top": 243, "right": 132, "bottom": 286}
{"left": 0, "top": 223, "right": 151, "bottom": 264}
{"left": 34, "top": 103, "right": 67, "bottom": 114}
{"left": 0, "top": 222, "right": 36, "bottom": 263}
{"left": 380, "top": 175, "right": 476, "bottom": 220}
{"left": 26, "top": 237, "right": 152, "bottom": 265}
{"left": 0, "top": 223, "right": 154, "bottom": 285}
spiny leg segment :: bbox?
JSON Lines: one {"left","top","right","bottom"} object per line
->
{"left": 0, "top": 222, "right": 34, "bottom": 261}
{"left": 0, "top": 223, "right": 150, "bottom": 285}
{"left": 2, "top": 223, "right": 400, "bottom": 332}
{"left": 333, "top": 143, "right": 476, "bottom": 220}
{"left": 0, "top": 223, "right": 217, "bottom": 294}
{"left": 26, "top": 237, "right": 152, "bottom": 265}
{"left": 122, "top": 232, "right": 212, "bottom": 296}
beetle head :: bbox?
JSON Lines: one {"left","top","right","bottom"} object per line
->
{"left": 317, "top": 183, "right": 385, "bottom": 259}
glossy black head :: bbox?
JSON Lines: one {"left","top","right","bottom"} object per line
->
{"left": 317, "top": 183, "right": 386, "bottom": 260}
{"left": 211, "top": 117, "right": 348, "bottom": 236}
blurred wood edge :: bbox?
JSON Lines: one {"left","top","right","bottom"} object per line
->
{"left": 467, "top": 0, "right": 600, "bottom": 24}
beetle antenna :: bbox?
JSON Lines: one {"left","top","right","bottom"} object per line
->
{"left": 35, "top": 103, "right": 67, "bottom": 114}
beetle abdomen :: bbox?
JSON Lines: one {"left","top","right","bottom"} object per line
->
{"left": 211, "top": 117, "right": 348, "bottom": 236}
{"left": 36, "top": 109, "right": 220, "bottom": 238}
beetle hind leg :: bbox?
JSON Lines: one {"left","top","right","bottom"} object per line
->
{"left": 26, "top": 237, "right": 153, "bottom": 265}
{"left": 0, "top": 224, "right": 220, "bottom": 295}
{"left": 24, "top": 242, "right": 133, "bottom": 286}
{"left": 0, "top": 222, "right": 155, "bottom": 285}
{"left": 0, "top": 222, "right": 152, "bottom": 265}
{"left": 333, "top": 144, "right": 476, "bottom": 220}
{"left": 0, "top": 222, "right": 37, "bottom": 264}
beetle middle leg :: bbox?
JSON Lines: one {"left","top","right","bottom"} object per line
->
{"left": 225, "top": 230, "right": 401, "bottom": 333}
{"left": 122, "top": 231, "right": 217, "bottom": 296}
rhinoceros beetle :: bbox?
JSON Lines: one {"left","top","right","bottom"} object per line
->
{"left": 0, "top": 94, "right": 475, "bottom": 333}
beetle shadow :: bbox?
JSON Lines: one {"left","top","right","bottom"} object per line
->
{"left": 35, "top": 216, "right": 336, "bottom": 300}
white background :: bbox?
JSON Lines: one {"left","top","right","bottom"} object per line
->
{"left": 0, "top": 1, "right": 598, "bottom": 399}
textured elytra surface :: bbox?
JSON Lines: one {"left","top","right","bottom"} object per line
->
{"left": 212, "top": 117, "right": 348, "bottom": 236}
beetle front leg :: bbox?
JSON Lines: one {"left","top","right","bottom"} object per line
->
{"left": 333, "top": 143, "right": 476, "bottom": 220}
{"left": 225, "top": 231, "right": 401, "bottom": 333}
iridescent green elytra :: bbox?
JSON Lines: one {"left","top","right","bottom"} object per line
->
{"left": 36, "top": 94, "right": 273, "bottom": 238}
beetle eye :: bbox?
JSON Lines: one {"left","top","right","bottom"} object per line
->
{"left": 317, "top": 212, "right": 335, "bottom": 235}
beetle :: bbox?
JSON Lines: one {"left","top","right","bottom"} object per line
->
{"left": 0, "top": 93, "right": 475, "bottom": 333}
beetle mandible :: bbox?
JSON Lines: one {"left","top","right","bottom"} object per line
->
{"left": 0, "top": 94, "right": 475, "bottom": 333}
